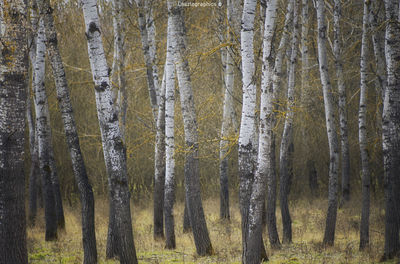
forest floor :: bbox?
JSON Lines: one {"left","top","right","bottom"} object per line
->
{"left": 27, "top": 196, "right": 395, "bottom": 263}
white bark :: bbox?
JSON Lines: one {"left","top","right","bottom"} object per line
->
{"left": 359, "top": 0, "right": 370, "bottom": 250}
{"left": 164, "top": 14, "right": 176, "bottom": 248}
{"left": 333, "top": 0, "right": 350, "bottom": 203}
{"left": 316, "top": 0, "right": 340, "bottom": 246}
{"left": 81, "top": 1, "right": 137, "bottom": 262}
{"left": 111, "top": 0, "right": 127, "bottom": 140}
{"left": 135, "top": 0, "right": 159, "bottom": 121}
{"left": 238, "top": 0, "right": 259, "bottom": 257}
{"left": 245, "top": 0, "right": 278, "bottom": 262}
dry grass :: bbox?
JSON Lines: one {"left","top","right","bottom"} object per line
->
{"left": 27, "top": 197, "right": 393, "bottom": 263}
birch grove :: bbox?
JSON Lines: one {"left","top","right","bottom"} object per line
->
{"left": 1, "top": 0, "right": 399, "bottom": 262}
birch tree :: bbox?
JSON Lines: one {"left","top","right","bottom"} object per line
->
{"left": 168, "top": 0, "right": 213, "bottom": 255}
{"left": 279, "top": 0, "right": 299, "bottom": 244}
{"left": 382, "top": 0, "right": 400, "bottom": 259}
{"left": 316, "top": 0, "right": 340, "bottom": 246}
{"left": 0, "top": 1, "right": 28, "bottom": 262}
{"left": 359, "top": 0, "right": 370, "bottom": 251}
{"left": 36, "top": 0, "right": 98, "bottom": 261}
{"left": 300, "top": 0, "right": 318, "bottom": 195}
{"left": 33, "top": 18, "right": 58, "bottom": 241}
{"left": 111, "top": 0, "right": 127, "bottom": 139}
{"left": 164, "top": 14, "right": 176, "bottom": 248}
{"left": 219, "top": 0, "right": 240, "bottom": 220}
{"left": 333, "top": 0, "right": 351, "bottom": 204}
{"left": 238, "top": 0, "right": 261, "bottom": 256}
{"left": 244, "top": 0, "right": 279, "bottom": 262}
{"left": 81, "top": 1, "right": 138, "bottom": 262}
{"left": 135, "top": 0, "right": 165, "bottom": 239}
{"left": 265, "top": 0, "right": 295, "bottom": 248}
{"left": 28, "top": 1, "right": 39, "bottom": 226}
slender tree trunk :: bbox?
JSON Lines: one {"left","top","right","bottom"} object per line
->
{"left": 135, "top": 0, "right": 165, "bottom": 239}
{"left": 300, "top": 0, "right": 318, "bottom": 196}
{"left": 0, "top": 1, "right": 29, "bottom": 262}
{"left": 164, "top": 15, "right": 176, "bottom": 248}
{"left": 135, "top": 0, "right": 159, "bottom": 121}
{"left": 27, "top": 1, "right": 40, "bottom": 227}
{"left": 244, "top": 0, "right": 278, "bottom": 262}
{"left": 333, "top": 0, "right": 351, "bottom": 204}
{"left": 33, "top": 18, "right": 58, "bottom": 241}
{"left": 359, "top": 0, "right": 370, "bottom": 251}
{"left": 266, "top": 0, "right": 295, "bottom": 248}
{"left": 383, "top": 0, "right": 400, "bottom": 260}
{"left": 369, "top": 0, "right": 386, "bottom": 189}
{"left": 81, "top": 1, "right": 138, "bottom": 263}
{"left": 49, "top": 149, "right": 65, "bottom": 229}
{"left": 154, "top": 70, "right": 166, "bottom": 240}
{"left": 37, "top": 0, "right": 98, "bottom": 261}
{"left": 111, "top": 0, "right": 127, "bottom": 140}
{"left": 316, "top": 0, "right": 340, "bottom": 247}
{"left": 279, "top": 0, "right": 299, "bottom": 245}
{"left": 219, "top": 0, "right": 239, "bottom": 221}
{"left": 168, "top": 0, "right": 213, "bottom": 255}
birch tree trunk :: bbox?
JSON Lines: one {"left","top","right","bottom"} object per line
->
{"left": 316, "top": 0, "right": 340, "bottom": 246}
{"left": 0, "top": 1, "right": 28, "bottom": 262}
{"left": 301, "top": 0, "right": 318, "bottom": 196}
{"left": 135, "top": 0, "right": 159, "bottom": 121}
{"left": 28, "top": 2, "right": 39, "bottom": 226}
{"left": 244, "top": 0, "right": 279, "bottom": 262}
{"left": 37, "top": 0, "right": 98, "bottom": 261}
{"left": 164, "top": 14, "right": 176, "bottom": 248}
{"left": 168, "top": 0, "right": 213, "bottom": 255}
{"left": 383, "top": 0, "right": 400, "bottom": 259}
{"left": 333, "top": 0, "right": 351, "bottom": 204}
{"left": 359, "top": 0, "right": 370, "bottom": 250}
{"left": 279, "top": 0, "right": 299, "bottom": 244}
{"left": 219, "top": 0, "right": 239, "bottom": 221}
{"left": 81, "top": 1, "right": 138, "bottom": 263}
{"left": 33, "top": 18, "right": 58, "bottom": 241}
{"left": 239, "top": 0, "right": 263, "bottom": 258}
{"left": 111, "top": 0, "right": 127, "bottom": 140}
{"left": 266, "top": 0, "right": 294, "bottom": 248}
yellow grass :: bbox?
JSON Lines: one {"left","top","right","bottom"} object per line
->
{"left": 27, "top": 197, "right": 392, "bottom": 263}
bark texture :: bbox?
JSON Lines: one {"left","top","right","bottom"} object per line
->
{"left": 383, "top": 0, "right": 400, "bottom": 259}
{"left": 359, "top": 0, "right": 371, "bottom": 251}
{"left": 164, "top": 14, "right": 176, "bottom": 248}
{"left": 316, "top": 0, "right": 340, "bottom": 246}
{"left": 81, "top": 1, "right": 138, "bottom": 263}
{"left": 0, "top": 1, "right": 28, "bottom": 262}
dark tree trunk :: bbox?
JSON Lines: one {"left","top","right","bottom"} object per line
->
{"left": 106, "top": 200, "right": 119, "bottom": 259}
{"left": 183, "top": 197, "right": 192, "bottom": 233}
{"left": 49, "top": 153, "right": 65, "bottom": 229}
{"left": 0, "top": 2, "right": 29, "bottom": 263}
{"left": 382, "top": 0, "right": 400, "bottom": 260}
